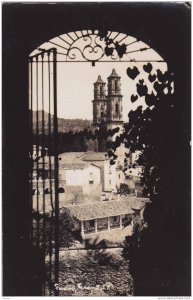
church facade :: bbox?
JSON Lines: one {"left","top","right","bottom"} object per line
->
{"left": 92, "top": 69, "right": 124, "bottom": 131}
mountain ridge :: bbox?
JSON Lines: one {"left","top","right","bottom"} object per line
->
{"left": 31, "top": 110, "right": 92, "bottom": 133}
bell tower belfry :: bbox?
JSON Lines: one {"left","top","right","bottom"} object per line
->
{"left": 106, "top": 69, "right": 123, "bottom": 131}
{"left": 92, "top": 75, "right": 107, "bottom": 128}
{"left": 92, "top": 69, "right": 123, "bottom": 135}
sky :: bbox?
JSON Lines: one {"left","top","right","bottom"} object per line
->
{"left": 56, "top": 61, "right": 167, "bottom": 121}
{"left": 30, "top": 31, "right": 168, "bottom": 122}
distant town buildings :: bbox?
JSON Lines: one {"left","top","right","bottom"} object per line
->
{"left": 31, "top": 69, "right": 146, "bottom": 244}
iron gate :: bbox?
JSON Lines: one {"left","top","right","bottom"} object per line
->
{"left": 29, "top": 48, "right": 59, "bottom": 296}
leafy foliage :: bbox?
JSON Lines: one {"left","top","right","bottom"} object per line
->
{"left": 103, "top": 63, "right": 188, "bottom": 295}
{"left": 117, "top": 183, "right": 130, "bottom": 195}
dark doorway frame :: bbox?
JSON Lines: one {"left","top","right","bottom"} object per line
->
{"left": 2, "top": 2, "right": 191, "bottom": 296}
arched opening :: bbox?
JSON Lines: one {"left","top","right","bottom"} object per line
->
{"left": 100, "top": 85, "right": 103, "bottom": 96}
{"left": 115, "top": 80, "right": 118, "bottom": 93}
{"left": 3, "top": 3, "right": 191, "bottom": 297}
{"left": 29, "top": 29, "right": 172, "bottom": 296}
{"left": 115, "top": 103, "right": 119, "bottom": 115}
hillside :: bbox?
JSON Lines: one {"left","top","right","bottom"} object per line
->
{"left": 31, "top": 110, "right": 92, "bottom": 133}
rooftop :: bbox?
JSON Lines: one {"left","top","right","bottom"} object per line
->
{"left": 81, "top": 152, "right": 108, "bottom": 161}
{"left": 94, "top": 75, "right": 105, "bottom": 84}
{"left": 61, "top": 162, "right": 100, "bottom": 170}
{"left": 108, "top": 68, "right": 120, "bottom": 78}
{"left": 63, "top": 197, "right": 150, "bottom": 221}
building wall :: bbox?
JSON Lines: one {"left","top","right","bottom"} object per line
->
{"left": 82, "top": 183, "right": 102, "bottom": 202}
{"left": 82, "top": 160, "right": 105, "bottom": 191}
{"left": 103, "top": 159, "right": 117, "bottom": 192}
{"left": 64, "top": 164, "right": 101, "bottom": 186}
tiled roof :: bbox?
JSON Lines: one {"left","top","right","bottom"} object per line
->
{"left": 61, "top": 162, "right": 88, "bottom": 170}
{"left": 81, "top": 152, "right": 108, "bottom": 161}
{"left": 59, "top": 152, "right": 85, "bottom": 162}
{"left": 61, "top": 162, "right": 100, "bottom": 170}
{"left": 59, "top": 152, "right": 87, "bottom": 169}
{"left": 64, "top": 197, "right": 150, "bottom": 221}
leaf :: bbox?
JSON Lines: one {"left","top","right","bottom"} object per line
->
{"left": 131, "top": 94, "right": 138, "bottom": 103}
{"left": 115, "top": 42, "right": 127, "bottom": 58}
{"left": 127, "top": 66, "right": 140, "bottom": 80}
{"left": 137, "top": 82, "right": 148, "bottom": 97}
{"left": 105, "top": 46, "right": 114, "bottom": 56}
{"left": 139, "top": 79, "right": 144, "bottom": 84}
{"left": 145, "top": 93, "right": 157, "bottom": 106}
{"left": 148, "top": 73, "right": 156, "bottom": 83}
{"left": 153, "top": 81, "right": 165, "bottom": 95}
{"left": 143, "top": 63, "right": 153, "bottom": 73}
{"left": 157, "top": 69, "right": 170, "bottom": 82}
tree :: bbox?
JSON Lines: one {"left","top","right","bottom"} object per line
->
{"left": 108, "top": 63, "right": 189, "bottom": 295}
{"left": 117, "top": 183, "right": 130, "bottom": 195}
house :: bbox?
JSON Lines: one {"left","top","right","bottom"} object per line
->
{"left": 80, "top": 151, "right": 127, "bottom": 195}
{"left": 62, "top": 196, "right": 150, "bottom": 243}
{"left": 59, "top": 152, "right": 102, "bottom": 203}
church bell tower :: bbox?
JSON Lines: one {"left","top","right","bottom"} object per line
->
{"left": 106, "top": 69, "right": 123, "bottom": 131}
{"left": 92, "top": 75, "right": 107, "bottom": 128}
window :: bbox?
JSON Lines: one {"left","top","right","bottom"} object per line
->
{"left": 89, "top": 172, "right": 94, "bottom": 184}
{"left": 115, "top": 103, "right": 119, "bottom": 114}
{"left": 100, "top": 86, "right": 103, "bottom": 96}
{"left": 109, "top": 180, "right": 111, "bottom": 185}
{"left": 109, "top": 166, "right": 112, "bottom": 174}
{"left": 115, "top": 81, "right": 118, "bottom": 92}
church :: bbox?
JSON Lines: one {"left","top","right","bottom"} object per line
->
{"left": 92, "top": 68, "right": 124, "bottom": 132}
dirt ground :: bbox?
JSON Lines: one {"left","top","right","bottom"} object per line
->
{"left": 46, "top": 248, "right": 133, "bottom": 296}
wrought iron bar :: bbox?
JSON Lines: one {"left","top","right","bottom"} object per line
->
{"left": 125, "top": 39, "right": 138, "bottom": 47}
{"left": 67, "top": 32, "right": 75, "bottom": 42}
{"left": 112, "top": 32, "right": 120, "bottom": 42}
{"left": 58, "top": 36, "right": 71, "bottom": 46}
{"left": 36, "top": 56, "right": 40, "bottom": 247}
{"left": 47, "top": 52, "right": 54, "bottom": 296}
{"left": 47, "top": 52, "right": 54, "bottom": 213}
{"left": 29, "top": 57, "right": 33, "bottom": 242}
{"left": 32, "top": 59, "right": 165, "bottom": 63}
{"left": 49, "top": 40, "right": 68, "bottom": 52}
{"left": 41, "top": 53, "right": 46, "bottom": 295}
{"left": 53, "top": 48, "right": 59, "bottom": 296}
{"left": 117, "top": 34, "right": 127, "bottom": 44}
{"left": 74, "top": 31, "right": 79, "bottom": 39}
{"left": 126, "top": 47, "right": 151, "bottom": 54}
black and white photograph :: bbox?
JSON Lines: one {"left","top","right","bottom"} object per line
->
{"left": 2, "top": 2, "right": 191, "bottom": 297}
